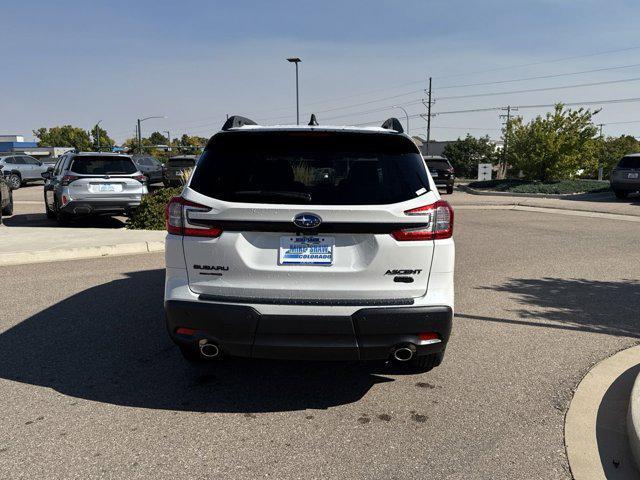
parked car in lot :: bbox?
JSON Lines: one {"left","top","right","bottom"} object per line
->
{"left": 610, "top": 154, "right": 640, "bottom": 199}
{"left": 0, "top": 175, "right": 13, "bottom": 225}
{"left": 164, "top": 116, "right": 454, "bottom": 372}
{"left": 424, "top": 156, "right": 455, "bottom": 194}
{"left": 163, "top": 155, "right": 197, "bottom": 187}
{"left": 0, "top": 154, "right": 50, "bottom": 190}
{"left": 42, "top": 152, "right": 148, "bottom": 224}
{"left": 132, "top": 154, "right": 164, "bottom": 184}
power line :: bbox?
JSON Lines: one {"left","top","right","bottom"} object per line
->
{"left": 438, "top": 62, "right": 640, "bottom": 90}
{"left": 432, "top": 46, "right": 640, "bottom": 80}
{"left": 436, "top": 76, "right": 640, "bottom": 101}
{"left": 163, "top": 46, "right": 640, "bottom": 130}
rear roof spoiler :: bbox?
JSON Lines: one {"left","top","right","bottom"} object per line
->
{"left": 381, "top": 117, "right": 404, "bottom": 133}
{"left": 221, "top": 115, "right": 258, "bottom": 131}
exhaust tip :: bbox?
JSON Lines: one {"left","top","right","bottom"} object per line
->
{"left": 199, "top": 341, "right": 220, "bottom": 358}
{"left": 393, "top": 345, "right": 415, "bottom": 362}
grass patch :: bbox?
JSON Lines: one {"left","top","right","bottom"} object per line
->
{"left": 467, "top": 179, "right": 610, "bottom": 195}
{"left": 127, "top": 187, "right": 181, "bottom": 230}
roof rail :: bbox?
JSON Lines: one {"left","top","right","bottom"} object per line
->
{"left": 308, "top": 114, "right": 319, "bottom": 126}
{"left": 381, "top": 117, "right": 404, "bottom": 133}
{"left": 221, "top": 115, "right": 258, "bottom": 131}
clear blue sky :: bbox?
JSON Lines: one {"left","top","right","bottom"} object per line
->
{"left": 4, "top": 0, "right": 640, "bottom": 143}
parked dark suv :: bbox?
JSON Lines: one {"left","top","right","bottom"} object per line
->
{"left": 610, "top": 154, "right": 640, "bottom": 199}
{"left": 163, "top": 155, "right": 197, "bottom": 187}
{"left": 424, "top": 156, "right": 455, "bottom": 194}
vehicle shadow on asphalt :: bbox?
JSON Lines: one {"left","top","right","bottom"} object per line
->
{"left": 0, "top": 269, "right": 393, "bottom": 413}
{"left": 459, "top": 277, "right": 640, "bottom": 338}
{"left": 2, "top": 213, "right": 126, "bottom": 229}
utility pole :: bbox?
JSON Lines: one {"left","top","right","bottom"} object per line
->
{"left": 164, "top": 130, "right": 171, "bottom": 152}
{"left": 499, "top": 106, "right": 518, "bottom": 179}
{"left": 137, "top": 118, "right": 142, "bottom": 154}
{"left": 422, "top": 77, "right": 433, "bottom": 156}
{"left": 597, "top": 123, "right": 604, "bottom": 181}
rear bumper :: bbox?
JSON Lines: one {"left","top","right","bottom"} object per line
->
{"left": 610, "top": 179, "right": 640, "bottom": 191}
{"left": 165, "top": 299, "right": 452, "bottom": 361}
{"left": 61, "top": 199, "right": 141, "bottom": 215}
{"left": 433, "top": 179, "right": 454, "bottom": 187}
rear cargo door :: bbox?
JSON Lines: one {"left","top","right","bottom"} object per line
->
{"left": 182, "top": 130, "right": 437, "bottom": 302}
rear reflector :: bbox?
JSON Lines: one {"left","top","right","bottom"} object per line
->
{"left": 176, "top": 327, "right": 197, "bottom": 336}
{"left": 165, "top": 196, "right": 222, "bottom": 238}
{"left": 418, "top": 332, "right": 441, "bottom": 345}
{"left": 391, "top": 200, "right": 454, "bottom": 241}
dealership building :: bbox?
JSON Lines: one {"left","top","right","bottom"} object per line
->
{"left": 0, "top": 135, "right": 73, "bottom": 162}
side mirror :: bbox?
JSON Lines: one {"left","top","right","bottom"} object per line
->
{"left": 41, "top": 169, "right": 53, "bottom": 179}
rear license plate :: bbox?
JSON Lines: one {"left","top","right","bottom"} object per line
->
{"left": 628, "top": 173, "right": 639, "bottom": 179}
{"left": 99, "top": 184, "right": 116, "bottom": 192}
{"left": 279, "top": 236, "right": 334, "bottom": 266}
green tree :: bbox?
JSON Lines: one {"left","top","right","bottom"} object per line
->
{"left": 506, "top": 104, "right": 600, "bottom": 181}
{"left": 442, "top": 135, "right": 498, "bottom": 178}
{"left": 597, "top": 135, "right": 640, "bottom": 176}
{"left": 90, "top": 124, "right": 115, "bottom": 150}
{"left": 148, "top": 131, "right": 168, "bottom": 146}
{"left": 33, "top": 125, "right": 93, "bottom": 151}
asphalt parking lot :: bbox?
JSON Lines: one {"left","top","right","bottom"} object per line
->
{"left": 1, "top": 207, "right": 638, "bottom": 479}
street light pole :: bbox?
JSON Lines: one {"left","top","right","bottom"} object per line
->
{"left": 392, "top": 106, "right": 409, "bottom": 133}
{"left": 164, "top": 130, "right": 171, "bottom": 151}
{"left": 137, "top": 115, "right": 166, "bottom": 154}
{"left": 287, "top": 57, "right": 301, "bottom": 125}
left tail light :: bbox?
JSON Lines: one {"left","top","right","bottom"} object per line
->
{"left": 165, "top": 196, "right": 222, "bottom": 237}
{"left": 61, "top": 175, "right": 80, "bottom": 186}
{"left": 391, "top": 200, "right": 454, "bottom": 241}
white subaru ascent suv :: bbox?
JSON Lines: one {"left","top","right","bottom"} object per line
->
{"left": 164, "top": 115, "right": 454, "bottom": 372}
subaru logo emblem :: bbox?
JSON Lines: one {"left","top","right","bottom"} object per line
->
{"left": 293, "top": 213, "right": 322, "bottom": 229}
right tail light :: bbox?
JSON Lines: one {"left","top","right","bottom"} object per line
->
{"left": 391, "top": 200, "right": 454, "bottom": 241}
{"left": 165, "top": 196, "right": 222, "bottom": 237}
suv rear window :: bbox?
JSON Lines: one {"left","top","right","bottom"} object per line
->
{"left": 69, "top": 156, "right": 137, "bottom": 175}
{"left": 426, "top": 160, "right": 452, "bottom": 170}
{"left": 190, "top": 132, "right": 430, "bottom": 205}
{"left": 618, "top": 156, "right": 640, "bottom": 169}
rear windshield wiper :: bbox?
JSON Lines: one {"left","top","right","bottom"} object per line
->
{"left": 233, "top": 190, "right": 312, "bottom": 202}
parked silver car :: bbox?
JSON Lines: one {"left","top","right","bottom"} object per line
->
{"left": 0, "top": 154, "right": 50, "bottom": 189}
{"left": 610, "top": 154, "right": 640, "bottom": 199}
{"left": 43, "top": 152, "right": 148, "bottom": 224}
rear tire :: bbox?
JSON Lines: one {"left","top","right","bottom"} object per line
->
{"left": 7, "top": 174, "right": 20, "bottom": 190}
{"left": 446, "top": 185, "right": 454, "bottom": 194}
{"left": 614, "top": 189, "right": 629, "bottom": 199}
{"left": 1, "top": 190, "right": 13, "bottom": 216}
{"left": 56, "top": 208, "right": 71, "bottom": 226}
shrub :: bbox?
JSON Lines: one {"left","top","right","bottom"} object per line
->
{"left": 127, "top": 187, "right": 181, "bottom": 230}
{"left": 467, "top": 179, "right": 610, "bottom": 195}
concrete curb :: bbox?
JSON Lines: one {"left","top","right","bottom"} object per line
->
{"left": 627, "top": 368, "right": 640, "bottom": 472}
{"left": 565, "top": 345, "right": 640, "bottom": 479}
{"left": 0, "top": 240, "right": 165, "bottom": 266}
{"left": 458, "top": 184, "right": 612, "bottom": 199}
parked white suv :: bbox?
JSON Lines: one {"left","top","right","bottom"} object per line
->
{"left": 164, "top": 116, "right": 454, "bottom": 372}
